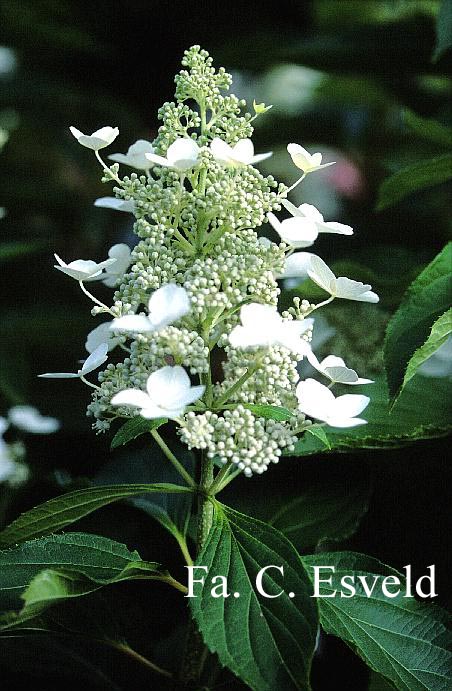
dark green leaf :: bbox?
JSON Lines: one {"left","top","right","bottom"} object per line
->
{"left": 384, "top": 244, "right": 452, "bottom": 402}
{"left": 433, "top": 0, "right": 452, "bottom": 61}
{"left": 243, "top": 404, "right": 294, "bottom": 421}
{"left": 376, "top": 155, "right": 452, "bottom": 211}
{"left": 286, "top": 376, "right": 451, "bottom": 457}
{"left": 305, "top": 425, "right": 331, "bottom": 449}
{"left": 110, "top": 416, "right": 168, "bottom": 449}
{"left": 400, "top": 309, "right": 451, "bottom": 394}
{"left": 0, "top": 240, "right": 46, "bottom": 261}
{"left": 190, "top": 503, "right": 318, "bottom": 691}
{"left": 0, "top": 483, "right": 193, "bottom": 547}
{"left": 404, "top": 109, "right": 452, "bottom": 147}
{"left": 302, "top": 552, "right": 452, "bottom": 691}
{"left": 0, "top": 532, "right": 168, "bottom": 612}
{"left": 269, "top": 478, "right": 370, "bottom": 551}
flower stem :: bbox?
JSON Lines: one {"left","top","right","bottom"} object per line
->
{"left": 79, "top": 281, "right": 114, "bottom": 314}
{"left": 285, "top": 172, "right": 306, "bottom": 194}
{"left": 215, "top": 365, "right": 258, "bottom": 407}
{"left": 179, "top": 451, "right": 214, "bottom": 685}
{"left": 150, "top": 429, "right": 196, "bottom": 488}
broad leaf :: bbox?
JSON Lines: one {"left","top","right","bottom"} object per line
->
{"left": 403, "top": 109, "right": 452, "bottom": 147}
{"left": 400, "top": 309, "right": 451, "bottom": 394}
{"left": 384, "top": 244, "right": 451, "bottom": 402}
{"left": 243, "top": 404, "right": 294, "bottom": 421}
{"left": 302, "top": 552, "right": 452, "bottom": 691}
{"left": 268, "top": 478, "right": 370, "bottom": 552}
{"left": 190, "top": 504, "right": 318, "bottom": 691}
{"left": 96, "top": 440, "right": 194, "bottom": 543}
{"left": 286, "top": 376, "right": 451, "bottom": 457}
{"left": 0, "top": 532, "right": 169, "bottom": 612}
{"left": 110, "top": 416, "right": 167, "bottom": 449}
{"left": 305, "top": 425, "right": 331, "bottom": 449}
{"left": 433, "top": 0, "right": 452, "bottom": 61}
{"left": 0, "top": 483, "right": 193, "bottom": 547}
{"left": 376, "top": 155, "right": 452, "bottom": 211}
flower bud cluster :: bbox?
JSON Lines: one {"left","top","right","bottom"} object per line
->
{"left": 180, "top": 405, "right": 301, "bottom": 476}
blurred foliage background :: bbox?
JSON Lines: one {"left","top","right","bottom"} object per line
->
{"left": 0, "top": 1, "right": 450, "bottom": 689}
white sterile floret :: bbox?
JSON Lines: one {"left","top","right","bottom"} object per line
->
{"left": 277, "top": 251, "right": 317, "bottom": 280}
{"left": 8, "top": 406, "right": 60, "bottom": 434}
{"left": 210, "top": 137, "right": 272, "bottom": 166}
{"left": 53, "top": 253, "right": 117, "bottom": 282}
{"left": 228, "top": 303, "right": 313, "bottom": 355}
{"left": 308, "top": 354, "right": 374, "bottom": 385}
{"left": 287, "top": 143, "right": 335, "bottom": 174}
{"left": 145, "top": 138, "right": 200, "bottom": 171}
{"left": 268, "top": 211, "right": 318, "bottom": 248}
{"left": 296, "top": 378, "right": 369, "bottom": 427}
{"left": 69, "top": 126, "right": 119, "bottom": 151}
{"left": 308, "top": 256, "right": 379, "bottom": 303}
{"left": 282, "top": 200, "right": 353, "bottom": 236}
{"left": 108, "top": 140, "right": 155, "bottom": 170}
{"left": 39, "top": 343, "right": 108, "bottom": 379}
{"left": 94, "top": 197, "right": 135, "bottom": 213}
{"left": 111, "top": 365, "right": 205, "bottom": 420}
{"left": 111, "top": 284, "right": 191, "bottom": 333}
{"left": 99, "top": 244, "right": 131, "bottom": 287}
{"left": 85, "top": 322, "right": 120, "bottom": 354}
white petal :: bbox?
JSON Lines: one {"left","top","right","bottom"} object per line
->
{"left": 240, "top": 303, "right": 280, "bottom": 329}
{"left": 335, "top": 277, "right": 373, "bottom": 300}
{"left": 279, "top": 252, "right": 316, "bottom": 279}
{"left": 267, "top": 212, "right": 281, "bottom": 232}
{"left": 210, "top": 138, "right": 233, "bottom": 163}
{"left": 69, "top": 126, "right": 83, "bottom": 141}
{"left": 148, "top": 284, "right": 190, "bottom": 329}
{"left": 108, "top": 153, "right": 129, "bottom": 165}
{"left": 38, "top": 372, "right": 79, "bottom": 378}
{"left": 180, "top": 384, "right": 205, "bottom": 406}
{"left": 323, "top": 366, "right": 359, "bottom": 384}
{"left": 296, "top": 378, "right": 335, "bottom": 421}
{"left": 311, "top": 152, "right": 323, "bottom": 166}
{"left": 276, "top": 217, "right": 318, "bottom": 248}
{"left": 320, "top": 355, "right": 346, "bottom": 369}
{"left": 140, "top": 403, "right": 176, "bottom": 419}
{"left": 94, "top": 197, "right": 135, "bottom": 213}
{"left": 321, "top": 221, "right": 353, "bottom": 235}
{"left": 331, "top": 393, "right": 370, "bottom": 418}
{"left": 307, "top": 256, "right": 336, "bottom": 294}
{"left": 167, "top": 138, "right": 200, "bottom": 169}
{"left": 8, "top": 406, "right": 60, "bottom": 434}
{"left": 80, "top": 343, "right": 108, "bottom": 375}
{"left": 111, "top": 389, "right": 152, "bottom": 409}
{"left": 85, "top": 322, "right": 114, "bottom": 354}
{"left": 111, "top": 315, "right": 153, "bottom": 333}
{"left": 91, "top": 126, "right": 119, "bottom": 145}
{"left": 232, "top": 139, "right": 254, "bottom": 163}
{"left": 145, "top": 153, "right": 172, "bottom": 167}
{"left": 281, "top": 199, "right": 304, "bottom": 217}
{"left": 287, "top": 143, "right": 312, "bottom": 171}
{"left": 250, "top": 151, "right": 272, "bottom": 164}
{"left": 146, "top": 366, "right": 191, "bottom": 407}
{"left": 325, "top": 415, "right": 368, "bottom": 428}
{"left": 298, "top": 203, "right": 324, "bottom": 222}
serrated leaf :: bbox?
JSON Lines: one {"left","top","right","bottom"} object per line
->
{"left": 286, "top": 376, "right": 451, "bottom": 457}
{"left": 0, "top": 532, "right": 168, "bottom": 613}
{"left": 384, "top": 244, "right": 452, "bottom": 402}
{"left": 268, "top": 478, "right": 370, "bottom": 551}
{"left": 302, "top": 551, "right": 452, "bottom": 691}
{"left": 110, "top": 416, "right": 168, "bottom": 449}
{"left": 400, "top": 309, "right": 452, "bottom": 395}
{"left": 0, "top": 483, "right": 193, "bottom": 547}
{"left": 243, "top": 404, "right": 294, "bottom": 421}
{"left": 305, "top": 425, "right": 331, "bottom": 449}
{"left": 376, "top": 155, "right": 452, "bottom": 211}
{"left": 190, "top": 503, "right": 318, "bottom": 691}
{"left": 403, "top": 109, "right": 452, "bottom": 147}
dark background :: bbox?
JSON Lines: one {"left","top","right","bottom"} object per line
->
{"left": 0, "top": 1, "right": 450, "bottom": 689}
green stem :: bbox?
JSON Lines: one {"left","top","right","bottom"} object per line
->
{"left": 150, "top": 429, "right": 196, "bottom": 488}
{"left": 215, "top": 365, "right": 259, "bottom": 407}
{"left": 207, "top": 461, "right": 232, "bottom": 495}
{"left": 179, "top": 452, "right": 214, "bottom": 685}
